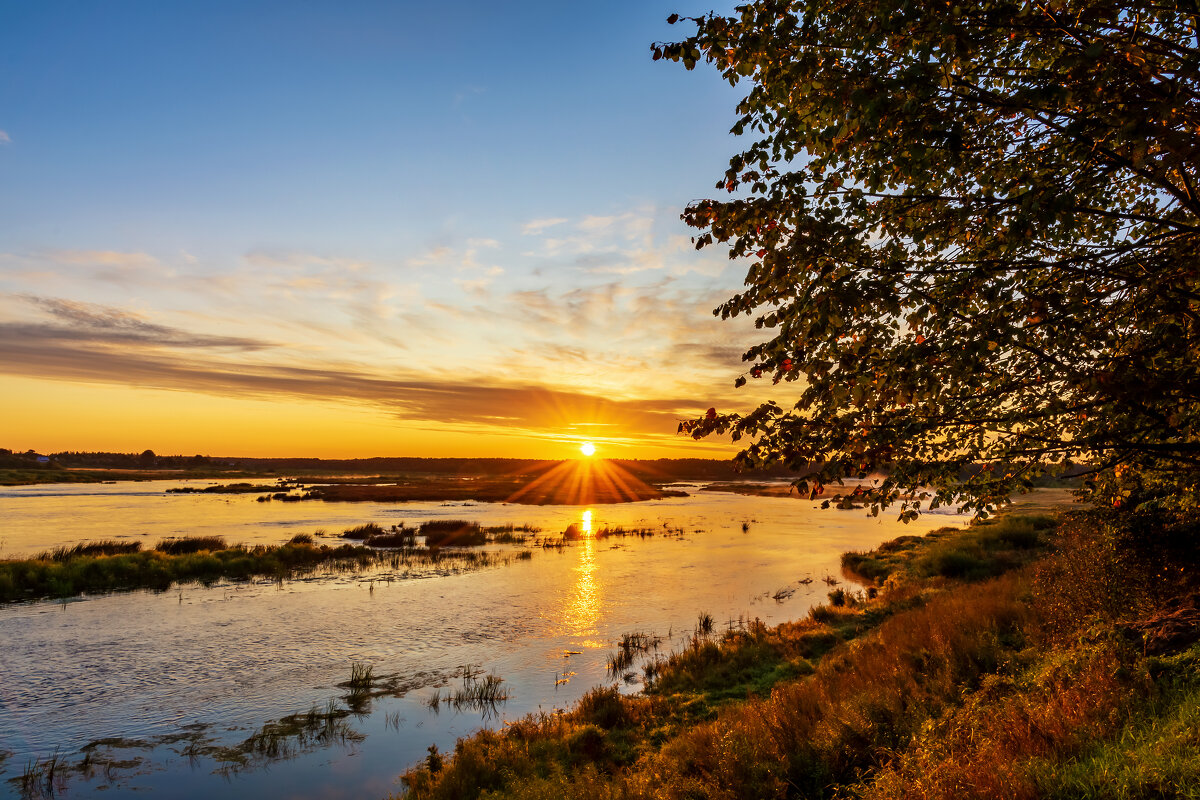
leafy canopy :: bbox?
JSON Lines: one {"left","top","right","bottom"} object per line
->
{"left": 656, "top": 0, "right": 1200, "bottom": 519}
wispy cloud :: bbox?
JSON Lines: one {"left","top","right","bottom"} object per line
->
{"left": 6, "top": 296, "right": 270, "bottom": 350}
{"left": 521, "top": 217, "right": 568, "bottom": 236}
{"left": 0, "top": 130, "right": 11, "bottom": 145}
{"left": 42, "top": 249, "right": 159, "bottom": 268}
{"left": 0, "top": 335, "right": 698, "bottom": 437}
{"left": 517, "top": 209, "right": 727, "bottom": 279}
{"left": 243, "top": 250, "right": 371, "bottom": 273}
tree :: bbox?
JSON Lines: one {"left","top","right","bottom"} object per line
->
{"left": 655, "top": 0, "right": 1200, "bottom": 519}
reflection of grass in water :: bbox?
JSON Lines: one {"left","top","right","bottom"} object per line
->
{"left": 17, "top": 748, "right": 64, "bottom": 800}
{"left": 426, "top": 664, "right": 510, "bottom": 717}
{"left": 606, "top": 632, "right": 663, "bottom": 678}
{"left": 47, "top": 662, "right": 413, "bottom": 791}
{"left": 8, "top": 658, "right": 456, "bottom": 795}
{"left": 550, "top": 523, "right": 694, "bottom": 547}
{"left": 234, "top": 700, "right": 364, "bottom": 765}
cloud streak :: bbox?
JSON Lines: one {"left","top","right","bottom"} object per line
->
{"left": 0, "top": 336, "right": 696, "bottom": 437}
{"left": 7, "top": 296, "right": 271, "bottom": 350}
{"left": 520, "top": 217, "right": 568, "bottom": 236}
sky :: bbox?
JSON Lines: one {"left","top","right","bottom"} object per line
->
{"left": 0, "top": 0, "right": 773, "bottom": 460}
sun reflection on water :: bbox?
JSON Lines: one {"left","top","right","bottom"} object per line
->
{"left": 564, "top": 508, "right": 602, "bottom": 646}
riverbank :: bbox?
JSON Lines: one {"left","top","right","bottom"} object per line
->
{"left": 397, "top": 506, "right": 1200, "bottom": 799}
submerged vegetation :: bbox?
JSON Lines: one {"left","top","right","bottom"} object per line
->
{"left": 397, "top": 510, "right": 1200, "bottom": 799}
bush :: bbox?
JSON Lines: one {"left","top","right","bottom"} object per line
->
{"left": 573, "top": 687, "right": 629, "bottom": 730}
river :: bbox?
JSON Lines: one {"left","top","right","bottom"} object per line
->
{"left": 0, "top": 479, "right": 969, "bottom": 798}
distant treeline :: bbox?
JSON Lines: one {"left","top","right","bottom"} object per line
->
{"left": 9, "top": 450, "right": 795, "bottom": 481}
{"left": 1, "top": 448, "right": 1090, "bottom": 484}
{"left": 218, "top": 456, "right": 799, "bottom": 482}
{"left": 3, "top": 448, "right": 212, "bottom": 470}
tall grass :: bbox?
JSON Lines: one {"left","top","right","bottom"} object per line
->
{"left": 38, "top": 541, "right": 141, "bottom": 560}
{"left": 343, "top": 523, "right": 385, "bottom": 539}
{"left": 155, "top": 536, "right": 227, "bottom": 554}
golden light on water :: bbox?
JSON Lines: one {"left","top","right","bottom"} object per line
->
{"left": 580, "top": 442, "right": 596, "bottom": 457}
{"left": 564, "top": 508, "right": 602, "bottom": 646}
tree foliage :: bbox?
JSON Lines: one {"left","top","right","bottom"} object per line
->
{"left": 656, "top": 0, "right": 1200, "bottom": 518}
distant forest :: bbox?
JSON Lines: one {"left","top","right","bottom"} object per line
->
{"left": 0, "top": 448, "right": 797, "bottom": 482}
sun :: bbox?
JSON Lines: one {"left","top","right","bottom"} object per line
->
{"left": 579, "top": 442, "right": 596, "bottom": 457}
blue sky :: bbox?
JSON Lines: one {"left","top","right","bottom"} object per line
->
{"left": 0, "top": 1, "right": 770, "bottom": 458}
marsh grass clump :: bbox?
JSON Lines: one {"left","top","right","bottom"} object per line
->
{"left": 419, "top": 520, "right": 486, "bottom": 547}
{"left": 40, "top": 541, "right": 142, "bottom": 561}
{"left": 155, "top": 536, "right": 227, "bottom": 555}
{"left": 426, "top": 665, "right": 510, "bottom": 717}
{"left": 342, "top": 522, "right": 385, "bottom": 539}
{"left": 1, "top": 534, "right": 526, "bottom": 604}
{"left": 347, "top": 662, "right": 375, "bottom": 690}
{"left": 483, "top": 523, "right": 540, "bottom": 544}
{"left": 18, "top": 748, "right": 66, "bottom": 799}
{"left": 287, "top": 533, "right": 314, "bottom": 546}
{"left": 594, "top": 525, "right": 657, "bottom": 540}
{"left": 606, "top": 631, "right": 662, "bottom": 677}
{"left": 365, "top": 526, "right": 417, "bottom": 548}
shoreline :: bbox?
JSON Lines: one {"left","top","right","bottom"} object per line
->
{"left": 395, "top": 500, "right": 1200, "bottom": 799}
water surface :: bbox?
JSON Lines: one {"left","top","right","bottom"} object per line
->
{"left": 0, "top": 481, "right": 968, "bottom": 798}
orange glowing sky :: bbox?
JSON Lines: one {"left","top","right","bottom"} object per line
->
{"left": 0, "top": 2, "right": 769, "bottom": 460}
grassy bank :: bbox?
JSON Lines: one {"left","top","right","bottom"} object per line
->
{"left": 0, "top": 535, "right": 527, "bottom": 604}
{"left": 397, "top": 510, "right": 1200, "bottom": 799}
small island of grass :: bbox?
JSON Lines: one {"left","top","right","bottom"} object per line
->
{"left": 0, "top": 532, "right": 531, "bottom": 604}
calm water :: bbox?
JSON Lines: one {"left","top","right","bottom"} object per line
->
{"left": 0, "top": 480, "right": 969, "bottom": 798}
